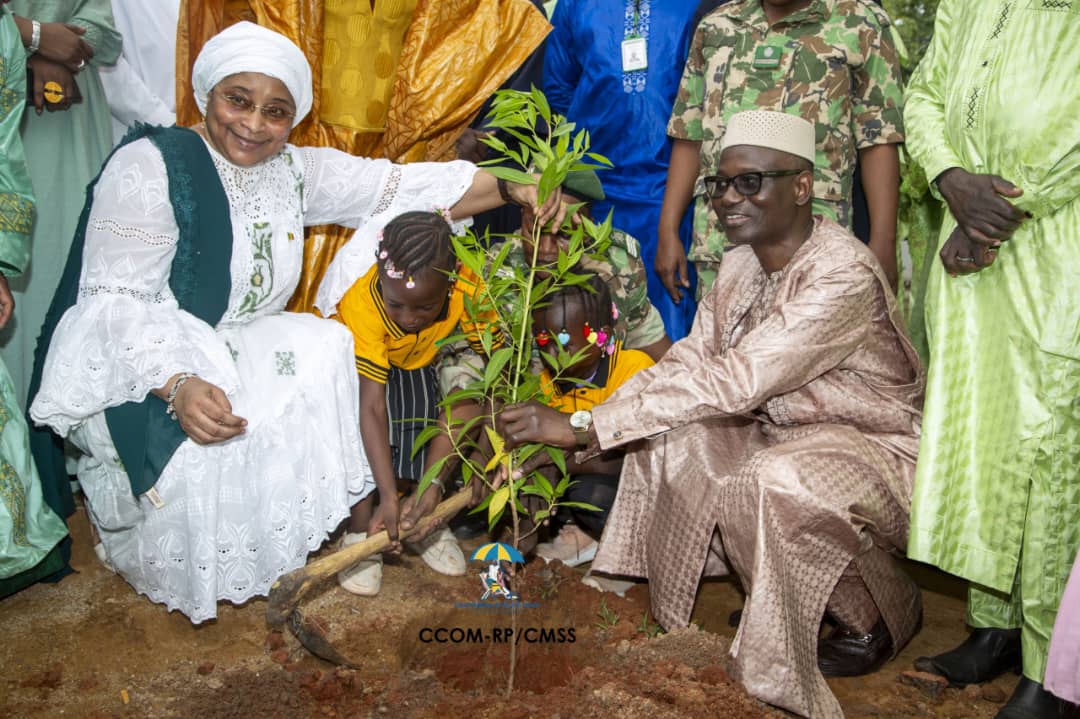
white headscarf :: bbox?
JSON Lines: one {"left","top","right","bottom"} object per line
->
{"left": 192, "top": 21, "right": 312, "bottom": 128}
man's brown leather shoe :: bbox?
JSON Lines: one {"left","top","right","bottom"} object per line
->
{"left": 818, "top": 617, "right": 894, "bottom": 677}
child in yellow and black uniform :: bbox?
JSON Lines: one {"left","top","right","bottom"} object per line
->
{"left": 532, "top": 275, "right": 652, "bottom": 578}
{"left": 334, "top": 210, "right": 498, "bottom": 596}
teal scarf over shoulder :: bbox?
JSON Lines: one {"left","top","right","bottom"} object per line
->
{"left": 28, "top": 125, "right": 233, "bottom": 525}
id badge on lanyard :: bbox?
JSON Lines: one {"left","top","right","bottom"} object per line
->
{"left": 622, "top": 0, "right": 647, "bottom": 73}
{"left": 622, "top": 36, "right": 647, "bottom": 72}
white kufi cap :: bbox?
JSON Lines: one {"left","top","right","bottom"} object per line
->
{"left": 720, "top": 110, "right": 815, "bottom": 165}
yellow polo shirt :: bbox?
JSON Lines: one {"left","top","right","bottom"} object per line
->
{"left": 540, "top": 342, "right": 654, "bottom": 412}
{"left": 336, "top": 265, "right": 499, "bottom": 384}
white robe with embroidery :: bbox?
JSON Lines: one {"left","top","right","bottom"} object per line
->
{"left": 30, "top": 138, "right": 476, "bottom": 622}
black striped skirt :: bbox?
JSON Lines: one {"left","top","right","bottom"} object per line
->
{"left": 385, "top": 365, "right": 440, "bottom": 482}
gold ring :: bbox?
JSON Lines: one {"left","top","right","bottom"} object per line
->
{"left": 43, "top": 81, "right": 65, "bottom": 104}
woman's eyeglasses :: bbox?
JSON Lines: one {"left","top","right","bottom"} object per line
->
{"left": 212, "top": 90, "right": 295, "bottom": 124}
{"left": 704, "top": 170, "right": 804, "bottom": 199}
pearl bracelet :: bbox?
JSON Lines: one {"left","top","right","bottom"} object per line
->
{"left": 165, "top": 373, "right": 196, "bottom": 420}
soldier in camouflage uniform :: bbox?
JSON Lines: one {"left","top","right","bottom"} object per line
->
{"left": 438, "top": 173, "right": 671, "bottom": 396}
{"left": 655, "top": 0, "right": 905, "bottom": 298}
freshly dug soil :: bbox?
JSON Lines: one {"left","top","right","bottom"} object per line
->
{"left": 0, "top": 508, "right": 1019, "bottom": 718}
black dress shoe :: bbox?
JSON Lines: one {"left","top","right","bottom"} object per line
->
{"left": 995, "top": 677, "right": 1078, "bottom": 719}
{"left": 914, "top": 627, "right": 1022, "bottom": 686}
{"left": 818, "top": 617, "right": 894, "bottom": 677}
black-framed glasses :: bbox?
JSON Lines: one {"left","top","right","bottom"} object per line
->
{"left": 704, "top": 170, "right": 804, "bottom": 199}
{"left": 211, "top": 89, "right": 296, "bottom": 124}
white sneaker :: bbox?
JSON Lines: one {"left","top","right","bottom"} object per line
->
{"left": 535, "top": 524, "right": 598, "bottom": 568}
{"left": 582, "top": 572, "right": 635, "bottom": 597}
{"left": 337, "top": 532, "right": 382, "bottom": 596}
{"left": 407, "top": 527, "right": 466, "bottom": 576}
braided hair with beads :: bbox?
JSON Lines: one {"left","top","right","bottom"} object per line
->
{"left": 544, "top": 271, "right": 616, "bottom": 356}
{"left": 376, "top": 210, "right": 456, "bottom": 288}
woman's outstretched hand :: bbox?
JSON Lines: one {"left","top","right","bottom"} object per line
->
{"left": 508, "top": 180, "right": 567, "bottom": 231}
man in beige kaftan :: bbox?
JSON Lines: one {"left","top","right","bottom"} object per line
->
{"left": 498, "top": 111, "right": 924, "bottom": 718}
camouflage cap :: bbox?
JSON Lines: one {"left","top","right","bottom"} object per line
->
{"left": 561, "top": 168, "right": 605, "bottom": 203}
{"left": 721, "top": 110, "right": 815, "bottom": 165}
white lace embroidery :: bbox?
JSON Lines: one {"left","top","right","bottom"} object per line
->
{"left": 372, "top": 166, "right": 402, "bottom": 216}
{"left": 77, "top": 285, "right": 166, "bottom": 303}
{"left": 203, "top": 144, "right": 305, "bottom": 324}
{"left": 92, "top": 218, "right": 175, "bottom": 247}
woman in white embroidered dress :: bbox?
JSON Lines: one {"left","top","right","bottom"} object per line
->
{"left": 29, "top": 22, "right": 555, "bottom": 623}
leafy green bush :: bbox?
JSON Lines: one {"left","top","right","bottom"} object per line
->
{"left": 415, "top": 88, "right": 611, "bottom": 549}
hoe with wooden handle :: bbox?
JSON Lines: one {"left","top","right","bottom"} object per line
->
{"left": 266, "top": 489, "right": 474, "bottom": 666}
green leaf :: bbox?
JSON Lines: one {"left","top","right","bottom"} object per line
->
{"left": 559, "top": 501, "right": 602, "bottom": 513}
{"left": 443, "top": 387, "right": 485, "bottom": 405}
{"left": 488, "top": 486, "right": 511, "bottom": 525}
{"left": 585, "top": 152, "right": 614, "bottom": 167}
{"left": 483, "top": 347, "right": 513, "bottom": 390}
{"left": 470, "top": 492, "right": 494, "bottom": 515}
{"left": 530, "top": 84, "right": 551, "bottom": 124}
{"left": 451, "top": 236, "right": 484, "bottom": 277}
{"left": 551, "top": 121, "right": 576, "bottom": 138}
{"left": 545, "top": 447, "right": 566, "bottom": 478}
{"left": 481, "top": 135, "right": 509, "bottom": 155}
{"left": 416, "top": 455, "right": 451, "bottom": 498}
{"left": 489, "top": 237, "right": 514, "bottom": 276}
{"left": 555, "top": 474, "right": 572, "bottom": 496}
{"left": 411, "top": 424, "right": 446, "bottom": 455}
{"left": 484, "top": 166, "right": 537, "bottom": 186}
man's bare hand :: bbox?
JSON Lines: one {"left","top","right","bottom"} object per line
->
{"left": 937, "top": 168, "right": 1027, "bottom": 247}
{"left": 655, "top": 229, "right": 691, "bottom": 303}
{"left": 497, "top": 401, "right": 576, "bottom": 450}
{"left": 26, "top": 56, "right": 75, "bottom": 114}
{"left": 38, "top": 21, "right": 94, "bottom": 72}
{"left": 940, "top": 226, "right": 997, "bottom": 276}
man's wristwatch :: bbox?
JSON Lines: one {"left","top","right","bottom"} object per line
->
{"left": 568, "top": 410, "right": 593, "bottom": 447}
